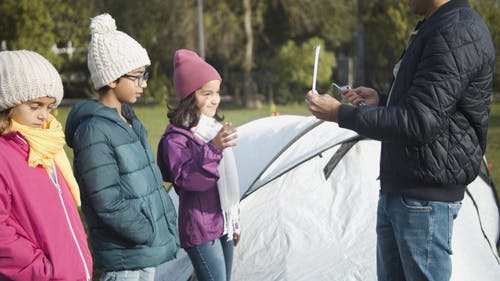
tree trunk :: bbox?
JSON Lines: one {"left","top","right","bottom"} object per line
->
{"left": 243, "top": 0, "right": 259, "bottom": 108}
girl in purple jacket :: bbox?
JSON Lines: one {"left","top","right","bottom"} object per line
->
{"left": 0, "top": 50, "right": 93, "bottom": 280}
{"left": 157, "top": 49, "right": 241, "bottom": 281}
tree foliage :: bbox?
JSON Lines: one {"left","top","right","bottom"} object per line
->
{"left": 359, "top": 0, "right": 500, "bottom": 92}
{"left": 264, "top": 0, "right": 357, "bottom": 49}
{"left": 1, "top": 0, "right": 499, "bottom": 105}
{"left": 271, "top": 38, "right": 336, "bottom": 103}
{"left": 0, "top": 0, "right": 90, "bottom": 67}
{"left": 358, "top": 0, "right": 417, "bottom": 89}
{"left": 470, "top": 0, "right": 500, "bottom": 92}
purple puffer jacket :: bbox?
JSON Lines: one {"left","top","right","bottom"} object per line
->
{"left": 157, "top": 125, "right": 224, "bottom": 248}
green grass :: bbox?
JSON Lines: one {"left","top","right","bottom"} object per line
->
{"left": 486, "top": 103, "right": 500, "bottom": 193}
{"left": 56, "top": 101, "right": 500, "bottom": 198}
{"left": 57, "top": 102, "right": 311, "bottom": 160}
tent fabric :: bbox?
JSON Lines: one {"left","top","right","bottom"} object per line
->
{"left": 156, "top": 115, "right": 500, "bottom": 281}
{"left": 233, "top": 139, "right": 381, "bottom": 280}
{"left": 231, "top": 115, "right": 500, "bottom": 281}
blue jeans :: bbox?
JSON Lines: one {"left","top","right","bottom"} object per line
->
{"left": 185, "top": 235, "right": 234, "bottom": 281}
{"left": 99, "top": 267, "right": 155, "bottom": 281}
{"left": 376, "top": 193, "right": 461, "bottom": 281}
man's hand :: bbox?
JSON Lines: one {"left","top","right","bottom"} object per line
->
{"left": 342, "top": 86, "right": 379, "bottom": 106}
{"left": 305, "top": 90, "right": 342, "bottom": 122}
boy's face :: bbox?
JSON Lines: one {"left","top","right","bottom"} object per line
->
{"left": 11, "top": 96, "right": 57, "bottom": 128}
{"left": 195, "top": 80, "right": 221, "bottom": 117}
{"left": 113, "top": 66, "right": 147, "bottom": 104}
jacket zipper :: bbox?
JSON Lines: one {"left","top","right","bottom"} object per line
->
{"left": 51, "top": 166, "right": 91, "bottom": 281}
{"left": 15, "top": 134, "right": 91, "bottom": 279}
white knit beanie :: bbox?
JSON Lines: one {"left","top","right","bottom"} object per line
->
{"left": 87, "top": 13, "right": 151, "bottom": 90}
{"left": 0, "top": 50, "right": 63, "bottom": 111}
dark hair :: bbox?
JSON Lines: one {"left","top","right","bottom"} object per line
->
{"left": 167, "top": 92, "right": 224, "bottom": 130}
{"left": 96, "top": 77, "right": 123, "bottom": 95}
{"left": 0, "top": 108, "right": 13, "bottom": 135}
{"left": 97, "top": 85, "right": 111, "bottom": 95}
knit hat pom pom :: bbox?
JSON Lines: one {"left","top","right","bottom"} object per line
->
{"left": 90, "top": 13, "right": 117, "bottom": 35}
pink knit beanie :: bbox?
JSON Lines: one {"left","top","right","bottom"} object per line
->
{"left": 173, "top": 49, "right": 221, "bottom": 100}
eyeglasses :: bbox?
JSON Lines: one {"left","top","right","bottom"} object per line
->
{"left": 122, "top": 71, "right": 150, "bottom": 87}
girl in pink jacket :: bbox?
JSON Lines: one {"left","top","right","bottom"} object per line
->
{"left": 0, "top": 50, "right": 93, "bottom": 280}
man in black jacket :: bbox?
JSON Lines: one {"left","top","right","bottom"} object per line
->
{"left": 306, "top": 0, "right": 495, "bottom": 280}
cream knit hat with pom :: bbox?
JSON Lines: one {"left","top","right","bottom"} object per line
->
{"left": 0, "top": 50, "right": 63, "bottom": 111}
{"left": 87, "top": 13, "right": 150, "bottom": 90}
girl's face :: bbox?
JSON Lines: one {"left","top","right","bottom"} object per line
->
{"left": 195, "top": 80, "right": 221, "bottom": 117}
{"left": 10, "top": 96, "right": 57, "bottom": 128}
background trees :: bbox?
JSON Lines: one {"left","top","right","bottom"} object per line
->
{"left": 358, "top": 0, "right": 417, "bottom": 90}
{"left": 470, "top": 0, "right": 500, "bottom": 93}
{"left": 1, "top": 0, "right": 499, "bottom": 106}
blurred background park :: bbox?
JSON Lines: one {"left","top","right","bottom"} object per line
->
{"left": 1, "top": 0, "right": 499, "bottom": 196}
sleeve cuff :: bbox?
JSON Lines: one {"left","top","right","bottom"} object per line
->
{"left": 338, "top": 104, "right": 357, "bottom": 130}
{"left": 378, "top": 92, "right": 388, "bottom": 106}
{"left": 207, "top": 141, "right": 223, "bottom": 160}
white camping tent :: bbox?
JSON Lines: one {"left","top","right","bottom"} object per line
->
{"left": 155, "top": 115, "right": 500, "bottom": 281}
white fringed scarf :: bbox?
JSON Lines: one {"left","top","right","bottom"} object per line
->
{"left": 191, "top": 115, "right": 241, "bottom": 240}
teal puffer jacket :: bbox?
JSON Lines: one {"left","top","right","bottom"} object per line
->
{"left": 65, "top": 100, "right": 179, "bottom": 271}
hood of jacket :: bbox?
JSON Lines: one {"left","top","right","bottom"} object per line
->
{"left": 65, "top": 100, "right": 135, "bottom": 148}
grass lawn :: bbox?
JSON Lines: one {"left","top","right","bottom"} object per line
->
{"left": 57, "top": 102, "right": 311, "bottom": 160}
{"left": 486, "top": 103, "right": 500, "bottom": 194}
{"left": 56, "top": 101, "right": 500, "bottom": 199}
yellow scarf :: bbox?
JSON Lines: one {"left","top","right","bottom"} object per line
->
{"left": 10, "top": 114, "right": 81, "bottom": 206}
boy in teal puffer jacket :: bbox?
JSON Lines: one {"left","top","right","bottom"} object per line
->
{"left": 65, "top": 13, "right": 179, "bottom": 281}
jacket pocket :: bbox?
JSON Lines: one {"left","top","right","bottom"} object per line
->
{"left": 140, "top": 201, "right": 157, "bottom": 246}
{"left": 400, "top": 195, "right": 432, "bottom": 211}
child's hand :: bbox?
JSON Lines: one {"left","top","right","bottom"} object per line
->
{"left": 212, "top": 122, "right": 238, "bottom": 150}
{"left": 233, "top": 232, "right": 241, "bottom": 247}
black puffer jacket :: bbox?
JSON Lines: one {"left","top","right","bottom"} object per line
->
{"left": 339, "top": 0, "right": 495, "bottom": 201}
